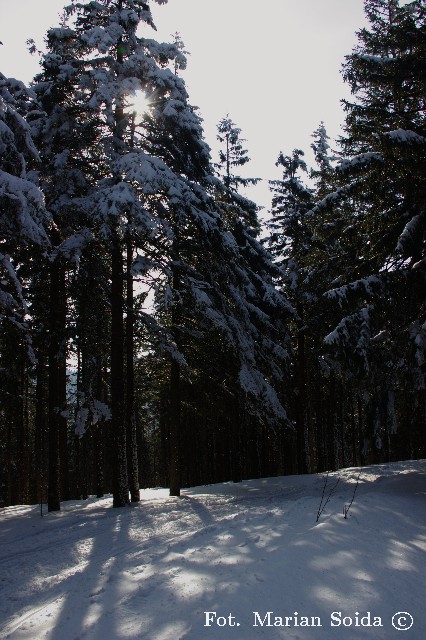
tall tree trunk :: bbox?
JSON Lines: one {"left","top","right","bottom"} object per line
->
{"left": 326, "top": 375, "right": 337, "bottom": 471}
{"left": 296, "top": 303, "right": 308, "bottom": 473}
{"left": 126, "top": 234, "right": 140, "bottom": 501}
{"left": 5, "top": 418, "right": 13, "bottom": 507}
{"left": 35, "top": 352, "right": 48, "bottom": 507}
{"left": 58, "top": 273, "right": 69, "bottom": 502}
{"left": 95, "top": 369, "right": 107, "bottom": 498}
{"left": 15, "top": 342, "right": 27, "bottom": 504}
{"left": 48, "top": 259, "right": 65, "bottom": 512}
{"left": 169, "top": 357, "right": 181, "bottom": 496}
{"left": 111, "top": 225, "right": 129, "bottom": 507}
{"left": 231, "top": 397, "right": 242, "bottom": 483}
{"left": 169, "top": 233, "right": 182, "bottom": 497}
{"left": 315, "top": 381, "right": 325, "bottom": 472}
{"left": 110, "top": 25, "right": 129, "bottom": 507}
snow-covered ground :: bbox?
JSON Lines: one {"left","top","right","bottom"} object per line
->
{"left": 1, "top": 460, "right": 425, "bottom": 640}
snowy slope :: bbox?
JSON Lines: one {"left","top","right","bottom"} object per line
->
{"left": 1, "top": 460, "right": 425, "bottom": 640}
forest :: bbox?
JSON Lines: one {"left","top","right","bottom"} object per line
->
{"left": 0, "top": 0, "right": 425, "bottom": 511}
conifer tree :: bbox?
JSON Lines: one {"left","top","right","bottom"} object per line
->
{"left": 216, "top": 115, "right": 260, "bottom": 229}
{"left": 212, "top": 119, "right": 293, "bottom": 477}
{"left": 38, "top": 0, "right": 289, "bottom": 500}
{"left": 266, "top": 149, "right": 317, "bottom": 471}
{"left": 140, "top": 110, "right": 294, "bottom": 490}
{"left": 0, "top": 73, "right": 48, "bottom": 324}
{"left": 0, "top": 73, "right": 49, "bottom": 506}
{"left": 314, "top": 0, "right": 426, "bottom": 461}
{"left": 30, "top": 21, "right": 104, "bottom": 510}
{"left": 32, "top": 0, "right": 196, "bottom": 506}
{"left": 310, "top": 122, "right": 338, "bottom": 199}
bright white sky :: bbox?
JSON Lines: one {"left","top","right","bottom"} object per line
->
{"left": 0, "top": 0, "right": 369, "bottom": 209}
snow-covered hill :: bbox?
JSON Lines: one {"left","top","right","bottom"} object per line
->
{"left": 1, "top": 460, "right": 425, "bottom": 640}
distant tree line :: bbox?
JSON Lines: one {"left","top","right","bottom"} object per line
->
{"left": 0, "top": 0, "right": 424, "bottom": 509}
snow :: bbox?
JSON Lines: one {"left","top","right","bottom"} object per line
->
{"left": 397, "top": 213, "right": 424, "bottom": 256}
{"left": 386, "top": 129, "right": 426, "bottom": 145}
{"left": 325, "top": 275, "right": 382, "bottom": 307}
{"left": 337, "top": 152, "right": 383, "bottom": 173}
{"left": 1, "top": 460, "right": 425, "bottom": 640}
{"left": 356, "top": 54, "right": 392, "bottom": 65}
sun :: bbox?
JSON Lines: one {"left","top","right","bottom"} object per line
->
{"left": 129, "top": 90, "right": 150, "bottom": 117}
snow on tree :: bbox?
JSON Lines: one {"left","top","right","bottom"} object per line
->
{"left": 313, "top": 0, "right": 426, "bottom": 459}
{"left": 28, "top": 0, "right": 194, "bottom": 508}
{"left": 0, "top": 72, "right": 49, "bottom": 336}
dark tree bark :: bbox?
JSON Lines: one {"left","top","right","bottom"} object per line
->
{"left": 58, "top": 276, "right": 69, "bottom": 502}
{"left": 326, "top": 375, "right": 337, "bottom": 471}
{"left": 126, "top": 234, "right": 140, "bottom": 501}
{"left": 231, "top": 398, "right": 242, "bottom": 483}
{"left": 15, "top": 342, "right": 28, "bottom": 505}
{"left": 35, "top": 352, "right": 48, "bottom": 506}
{"left": 169, "top": 356, "right": 181, "bottom": 497}
{"left": 95, "top": 370, "right": 107, "bottom": 498}
{"left": 48, "top": 259, "right": 66, "bottom": 512}
{"left": 111, "top": 224, "right": 129, "bottom": 507}
{"left": 169, "top": 231, "right": 182, "bottom": 497}
{"left": 109, "top": 25, "right": 130, "bottom": 508}
{"left": 295, "top": 303, "right": 308, "bottom": 474}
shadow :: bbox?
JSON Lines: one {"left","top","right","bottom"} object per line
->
{"left": 1, "top": 462, "right": 425, "bottom": 639}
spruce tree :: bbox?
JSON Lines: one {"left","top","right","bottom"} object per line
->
{"left": 30, "top": 22, "right": 103, "bottom": 510}
{"left": 216, "top": 114, "right": 260, "bottom": 229}
{"left": 212, "top": 120, "right": 293, "bottom": 478}
{"left": 314, "top": 0, "right": 426, "bottom": 461}
{"left": 33, "top": 0, "right": 194, "bottom": 506}
{"left": 0, "top": 73, "right": 49, "bottom": 506}
{"left": 266, "top": 149, "right": 317, "bottom": 472}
